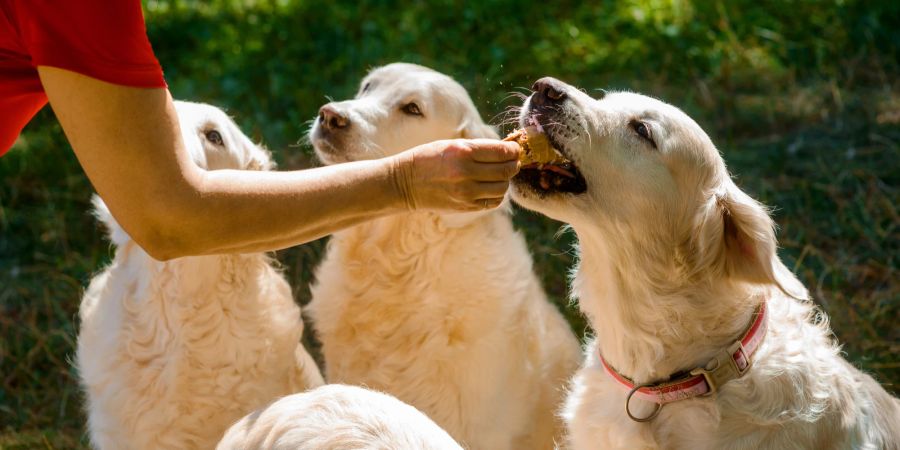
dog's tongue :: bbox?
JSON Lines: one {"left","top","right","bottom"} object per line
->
{"left": 530, "top": 115, "right": 544, "bottom": 133}
{"left": 545, "top": 164, "right": 575, "bottom": 178}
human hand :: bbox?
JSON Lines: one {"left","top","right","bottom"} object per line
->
{"left": 389, "top": 139, "right": 520, "bottom": 212}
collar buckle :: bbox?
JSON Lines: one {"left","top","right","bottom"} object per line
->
{"left": 689, "top": 339, "right": 752, "bottom": 395}
{"left": 728, "top": 339, "right": 752, "bottom": 375}
{"left": 600, "top": 301, "right": 768, "bottom": 422}
{"left": 689, "top": 366, "right": 718, "bottom": 395}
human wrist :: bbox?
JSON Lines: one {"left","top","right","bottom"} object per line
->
{"left": 383, "top": 153, "right": 416, "bottom": 212}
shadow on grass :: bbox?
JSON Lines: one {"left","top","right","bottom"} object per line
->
{"left": 1, "top": 1, "right": 897, "bottom": 446}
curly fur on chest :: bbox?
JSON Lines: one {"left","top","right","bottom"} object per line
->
{"left": 308, "top": 211, "right": 581, "bottom": 450}
{"left": 78, "top": 246, "right": 322, "bottom": 450}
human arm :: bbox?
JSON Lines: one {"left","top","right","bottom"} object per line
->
{"left": 38, "top": 67, "right": 519, "bottom": 260}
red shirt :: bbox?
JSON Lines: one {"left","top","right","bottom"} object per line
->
{"left": 0, "top": 0, "right": 167, "bottom": 155}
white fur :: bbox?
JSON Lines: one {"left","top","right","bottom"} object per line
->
{"left": 77, "top": 101, "right": 324, "bottom": 450}
{"left": 217, "top": 384, "right": 463, "bottom": 450}
{"left": 307, "top": 63, "right": 582, "bottom": 450}
{"left": 510, "top": 85, "right": 900, "bottom": 450}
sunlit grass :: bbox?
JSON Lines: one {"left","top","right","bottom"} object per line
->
{"left": 1, "top": 0, "right": 897, "bottom": 446}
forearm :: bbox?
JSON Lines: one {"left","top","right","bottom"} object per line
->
{"left": 147, "top": 158, "right": 404, "bottom": 258}
{"left": 37, "top": 68, "right": 518, "bottom": 260}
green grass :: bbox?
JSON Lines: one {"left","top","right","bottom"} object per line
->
{"left": 1, "top": 1, "right": 898, "bottom": 447}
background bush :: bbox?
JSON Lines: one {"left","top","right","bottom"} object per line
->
{"left": 1, "top": 1, "right": 897, "bottom": 447}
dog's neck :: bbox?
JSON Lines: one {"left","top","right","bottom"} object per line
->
{"left": 121, "top": 242, "right": 270, "bottom": 291}
{"left": 335, "top": 205, "right": 504, "bottom": 241}
{"left": 572, "top": 225, "right": 767, "bottom": 384}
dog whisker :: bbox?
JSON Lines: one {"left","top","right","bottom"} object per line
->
{"left": 500, "top": 91, "right": 529, "bottom": 102}
{"left": 490, "top": 107, "right": 525, "bottom": 128}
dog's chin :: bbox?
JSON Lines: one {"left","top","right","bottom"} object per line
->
{"left": 509, "top": 183, "right": 579, "bottom": 222}
{"left": 311, "top": 133, "right": 361, "bottom": 165}
{"left": 313, "top": 147, "right": 344, "bottom": 165}
{"left": 312, "top": 147, "right": 344, "bottom": 165}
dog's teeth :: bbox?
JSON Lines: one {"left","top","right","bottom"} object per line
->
{"left": 539, "top": 173, "right": 551, "bottom": 190}
{"left": 532, "top": 116, "right": 544, "bottom": 133}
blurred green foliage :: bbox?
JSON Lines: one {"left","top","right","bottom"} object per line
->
{"left": 1, "top": 0, "right": 897, "bottom": 447}
{"left": 141, "top": 0, "right": 899, "bottom": 147}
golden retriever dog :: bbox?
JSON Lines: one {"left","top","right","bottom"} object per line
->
{"left": 307, "top": 63, "right": 581, "bottom": 450}
{"left": 217, "top": 384, "right": 463, "bottom": 450}
{"left": 509, "top": 78, "right": 900, "bottom": 450}
{"left": 77, "top": 101, "right": 324, "bottom": 450}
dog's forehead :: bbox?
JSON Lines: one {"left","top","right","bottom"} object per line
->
{"left": 177, "top": 102, "right": 254, "bottom": 146}
{"left": 603, "top": 92, "right": 690, "bottom": 124}
{"left": 365, "top": 63, "right": 435, "bottom": 83}
{"left": 598, "top": 92, "right": 720, "bottom": 166}
{"left": 175, "top": 101, "right": 233, "bottom": 132}
{"left": 606, "top": 93, "right": 710, "bottom": 141}
{"left": 362, "top": 65, "right": 459, "bottom": 98}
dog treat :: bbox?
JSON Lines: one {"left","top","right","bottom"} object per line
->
{"left": 504, "top": 127, "right": 569, "bottom": 165}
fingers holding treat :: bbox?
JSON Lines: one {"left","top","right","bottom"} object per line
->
{"left": 503, "top": 126, "right": 570, "bottom": 166}
{"left": 505, "top": 127, "right": 587, "bottom": 195}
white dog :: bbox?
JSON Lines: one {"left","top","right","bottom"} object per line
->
{"left": 217, "top": 384, "right": 463, "bottom": 450}
{"left": 77, "top": 101, "right": 324, "bottom": 450}
{"left": 307, "top": 63, "right": 581, "bottom": 450}
{"left": 509, "top": 78, "right": 900, "bottom": 450}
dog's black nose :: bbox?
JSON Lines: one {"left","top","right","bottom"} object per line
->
{"left": 531, "top": 77, "right": 568, "bottom": 106}
{"left": 318, "top": 104, "right": 350, "bottom": 131}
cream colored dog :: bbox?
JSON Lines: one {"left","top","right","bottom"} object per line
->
{"left": 509, "top": 78, "right": 900, "bottom": 450}
{"left": 77, "top": 101, "right": 324, "bottom": 450}
{"left": 307, "top": 63, "right": 581, "bottom": 450}
{"left": 217, "top": 384, "right": 463, "bottom": 450}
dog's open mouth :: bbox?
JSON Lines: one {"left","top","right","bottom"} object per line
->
{"left": 506, "top": 126, "right": 587, "bottom": 195}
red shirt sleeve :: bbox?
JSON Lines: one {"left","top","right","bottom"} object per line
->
{"left": 0, "top": 0, "right": 166, "bottom": 155}
{"left": 17, "top": 0, "right": 166, "bottom": 88}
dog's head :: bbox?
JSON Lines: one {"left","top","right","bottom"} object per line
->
{"left": 94, "top": 101, "right": 273, "bottom": 246}
{"left": 173, "top": 100, "right": 274, "bottom": 172}
{"left": 511, "top": 78, "right": 806, "bottom": 298}
{"left": 310, "top": 62, "right": 498, "bottom": 164}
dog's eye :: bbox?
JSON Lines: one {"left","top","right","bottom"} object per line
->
{"left": 630, "top": 120, "right": 656, "bottom": 149}
{"left": 401, "top": 102, "right": 423, "bottom": 116}
{"left": 205, "top": 129, "right": 224, "bottom": 146}
{"left": 362, "top": 82, "right": 371, "bottom": 93}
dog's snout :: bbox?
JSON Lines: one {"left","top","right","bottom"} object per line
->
{"left": 318, "top": 105, "right": 350, "bottom": 131}
{"left": 531, "top": 77, "right": 567, "bottom": 106}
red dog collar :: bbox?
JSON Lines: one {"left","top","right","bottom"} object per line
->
{"left": 599, "top": 302, "right": 768, "bottom": 421}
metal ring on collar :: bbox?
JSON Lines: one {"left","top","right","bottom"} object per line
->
{"left": 625, "top": 383, "right": 663, "bottom": 422}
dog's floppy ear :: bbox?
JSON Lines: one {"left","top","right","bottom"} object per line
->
{"left": 237, "top": 129, "right": 275, "bottom": 171}
{"left": 247, "top": 145, "right": 275, "bottom": 171}
{"left": 709, "top": 180, "right": 808, "bottom": 299}
{"left": 457, "top": 118, "right": 499, "bottom": 140}
{"left": 92, "top": 195, "right": 131, "bottom": 247}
